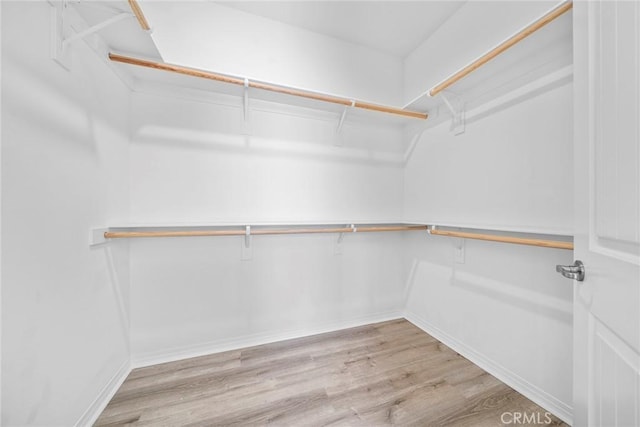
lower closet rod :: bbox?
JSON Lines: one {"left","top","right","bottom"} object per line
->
{"left": 102, "top": 226, "right": 573, "bottom": 250}
{"left": 428, "top": 228, "right": 574, "bottom": 250}
{"left": 103, "top": 225, "right": 428, "bottom": 239}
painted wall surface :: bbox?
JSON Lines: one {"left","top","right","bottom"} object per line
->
{"left": 128, "top": 90, "right": 406, "bottom": 225}
{"left": 1, "top": 2, "right": 130, "bottom": 425}
{"left": 130, "top": 232, "right": 406, "bottom": 365}
{"left": 403, "top": 234, "right": 574, "bottom": 421}
{"left": 403, "top": 83, "right": 574, "bottom": 420}
{"left": 128, "top": 89, "right": 407, "bottom": 363}
{"left": 405, "top": 83, "right": 573, "bottom": 234}
{"left": 0, "top": 1, "right": 577, "bottom": 424}
{"left": 140, "top": 1, "right": 405, "bottom": 106}
{"left": 403, "top": 1, "right": 558, "bottom": 102}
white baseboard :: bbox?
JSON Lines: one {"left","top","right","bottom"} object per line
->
{"left": 404, "top": 310, "right": 573, "bottom": 425}
{"left": 75, "top": 358, "right": 131, "bottom": 427}
{"left": 76, "top": 312, "right": 572, "bottom": 426}
{"left": 132, "top": 311, "right": 403, "bottom": 368}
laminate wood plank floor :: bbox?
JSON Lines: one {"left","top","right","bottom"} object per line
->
{"left": 95, "top": 320, "right": 567, "bottom": 426}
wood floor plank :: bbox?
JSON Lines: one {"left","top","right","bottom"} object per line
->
{"left": 95, "top": 320, "right": 568, "bottom": 426}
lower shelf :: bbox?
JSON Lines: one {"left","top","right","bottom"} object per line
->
{"left": 92, "top": 222, "right": 573, "bottom": 250}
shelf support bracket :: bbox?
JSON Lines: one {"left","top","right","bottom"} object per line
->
{"left": 334, "top": 224, "right": 355, "bottom": 255}
{"left": 244, "top": 225, "right": 251, "bottom": 248}
{"left": 404, "top": 126, "right": 429, "bottom": 164}
{"left": 440, "top": 91, "right": 465, "bottom": 135}
{"left": 50, "top": 0, "right": 72, "bottom": 69}
{"left": 336, "top": 100, "right": 355, "bottom": 134}
{"left": 241, "top": 225, "right": 252, "bottom": 260}
{"left": 242, "top": 78, "right": 251, "bottom": 135}
{"left": 335, "top": 225, "right": 346, "bottom": 255}
{"left": 62, "top": 12, "right": 132, "bottom": 48}
{"left": 334, "top": 100, "right": 355, "bottom": 146}
{"left": 50, "top": 0, "right": 132, "bottom": 69}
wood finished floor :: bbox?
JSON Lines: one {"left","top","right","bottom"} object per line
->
{"left": 95, "top": 320, "right": 567, "bottom": 426}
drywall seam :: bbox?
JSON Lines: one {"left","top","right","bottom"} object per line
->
{"left": 404, "top": 310, "right": 573, "bottom": 425}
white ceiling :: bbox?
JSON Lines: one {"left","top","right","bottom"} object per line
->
{"left": 217, "top": 1, "right": 466, "bottom": 58}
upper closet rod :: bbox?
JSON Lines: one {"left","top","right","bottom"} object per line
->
{"left": 428, "top": 228, "right": 573, "bottom": 250}
{"left": 429, "top": 1, "right": 573, "bottom": 97}
{"left": 127, "top": 0, "right": 150, "bottom": 31}
{"left": 108, "top": 53, "right": 428, "bottom": 120}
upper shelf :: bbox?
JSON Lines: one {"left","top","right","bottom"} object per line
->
{"left": 72, "top": 0, "right": 572, "bottom": 129}
{"left": 108, "top": 52, "right": 428, "bottom": 124}
{"left": 405, "top": 1, "right": 573, "bottom": 114}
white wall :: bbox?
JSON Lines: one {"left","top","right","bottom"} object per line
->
{"left": 130, "top": 232, "right": 406, "bottom": 365}
{"left": 403, "top": 83, "right": 574, "bottom": 422}
{"left": 128, "top": 88, "right": 407, "bottom": 364}
{"left": 403, "top": 1, "right": 558, "bottom": 102}
{"left": 0, "top": 1, "right": 577, "bottom": 424}
{"left": 0, "top": 1, "right": 3, "bottom": 421}
{"left": 140, "top": 1, "right": 404, "bottom": 106}
{"left": 1, "top": 2, "right": 130, "bottom": 425}
{"left": 404, "top": 234, "right": 573, "bottom": 421}
{"left": 405, "top": 83, "right": 573, "bottom": 233}
{"left": 129, "top": 89, "right": 406, "bottom": 225}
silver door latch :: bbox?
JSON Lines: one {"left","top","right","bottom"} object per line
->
{"left": 556, "top": 260, "right": 585, "bottom": 281}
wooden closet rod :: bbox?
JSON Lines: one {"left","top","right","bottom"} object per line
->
{"left": 103, "top": 225, "right": 572, "bottom": 249}
{"left": 104, "top": 225, "right": 429, "bottom": 239}
{"left": 429, "top": 1, "right": 573, "bottom": 97}
{"left": 429, "top": 229, "right": 573, "bottom": 250}
{"left": 108, "top": 53, "right": 428, "bottom": 120}
{"left": 127, "top": 0, "right": 151, "bottom": 31}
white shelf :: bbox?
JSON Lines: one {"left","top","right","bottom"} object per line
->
{"left": 109, "top": 53, "right": 427, "bottom": 128}
{"left": 404, "top": 218, "right": 573, "bottom": 238}
{"left": 106, "top": 220, "right": 419, "bottom": 230}
{"left": 93, "top": 221, "right": 572, "bottom": 250}
{"left": 404, "top": 3, "right": 573, "bottom": 120}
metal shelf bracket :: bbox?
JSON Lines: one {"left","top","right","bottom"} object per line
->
{"left": 241, "top": 225, "right": 252, "bottom": 261}
{"left": 334, "top": 100, "right": 355, "bottom": 146}
{"left": 440, "top": 91, "right": 466, "bottom": 135}
{"left": 242, "top": 78, "right": 251, "bottom": 134}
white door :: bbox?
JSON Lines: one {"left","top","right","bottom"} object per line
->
{"left": 570, "top": 1, "right": 640, "bottom": 426}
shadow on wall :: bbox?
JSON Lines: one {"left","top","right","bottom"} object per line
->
{"left": 451, "top": 269, "right": 572, "bottom": 325}
{"left": 465, "top": 71, "right": 573, "bottom": 127}
{"left": 2, "top": 48, "right": 117, "bottom": 157}
{"left": 404, "top": 257, "right": 572, "bottom": 325}
{"left": 132, "top": 124, "right": 405, "bottom": 167}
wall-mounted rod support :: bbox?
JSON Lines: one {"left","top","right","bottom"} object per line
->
{"left": 108, "top": 53, "right": 428, "bottom": 120}
{"left": 428, "top": 229, "right": 573, "bottom": 250}
{"left": 243, "top": 78, "right": 250, "bottom": 123}
{"left": 428, "top": 1, "right": 573, "bottom": 97}
{"left": 127, "top": 0, "right": 151, "bottom": 31}
{"left": 245, "top": 225, "right": 251, "bottom": 248}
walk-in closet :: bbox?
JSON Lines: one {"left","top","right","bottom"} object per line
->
{"left": 1, "top": 1, "right": 639, "bottom": 425}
